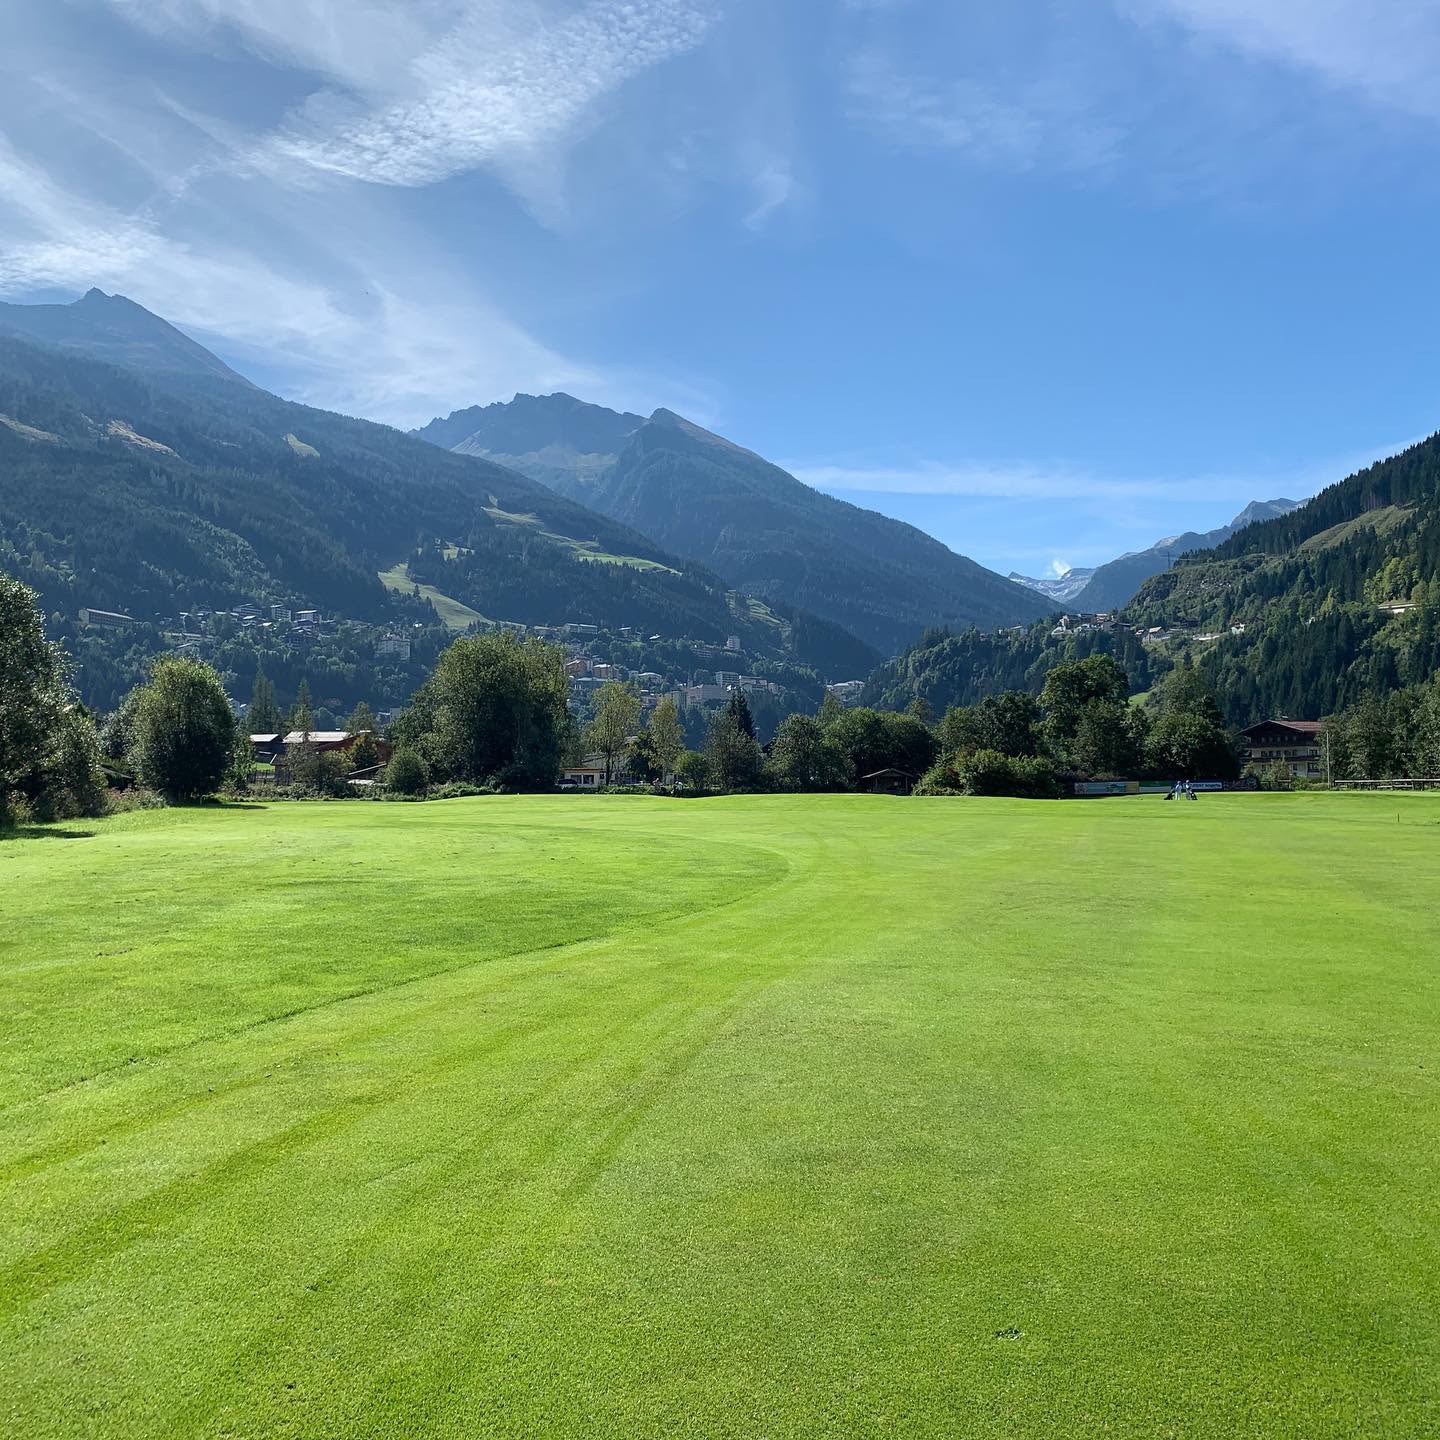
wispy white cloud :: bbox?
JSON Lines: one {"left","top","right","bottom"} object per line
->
{"left": 791, "top": 459, "right": 1185, "bottom": 502}
{"left": 262, "top": 0, "right": 718, "bottom": 191}
{"left": 792, "top": 432, "right": 1424, "bottom": 510}
{"left": 102, "top": 0, "right": 467, "bottom": 93}
{"left": 741, "top": 155, "right": 794, "bottom": 230}
{"left": 843, "top": 46, "right": 1122, "bottom": 172}
{"left": 0, "top": 2, "right": 736, "bottom": 423}
{"left": 1126, "top": 0, "right": 1440, "bottom": 121}
{"left": 0, "top": 133, "right": 607, "bottom": 426}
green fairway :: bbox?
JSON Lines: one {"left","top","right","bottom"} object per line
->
{"left": 3, "top": 794, "right": 1437, "bottom": 1438}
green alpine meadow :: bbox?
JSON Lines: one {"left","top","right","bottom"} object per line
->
{"left": 4, "top": 793, "right": 1436, "bottom": 1438}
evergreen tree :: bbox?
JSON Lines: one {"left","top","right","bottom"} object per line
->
{"left": 348, "top": 731, "right": 381, "bottom": 772}
{"left": 817, "top": 691, "right": 847, "bottom": 730}
{"left": 346, "top": 700, "right": 377, "bottom": 735}
{"left": 724, "top": 688, "right": 756, "bottom": 741}
{"left": 248, "top": 670, "right": 281, "bottom": 733}
{"left": 905, "top": 696, "right": 934, "bottom": 726}
{"left": 1415, "top": 679, "right": 1440, "bottom": 775}
{"left": 290, "top": 678, "right": 313, "bottom": 735}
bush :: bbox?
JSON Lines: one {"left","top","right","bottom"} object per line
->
{"left": 385, "top": 747, "right": 430, "bottom": 796}
{"left": 34, "top": 708, "right": 107, "bottom": 820}
{"left": 0, "top": 793, "right": 37, "bottom": 831}
{"left": 430, "top": 780, "right": 498, "bottom": 800}
{"left": 224, "top": 734, "right": 256, "bottom": 797}
{"left": 1246, "top": 760, "right": 1294, "bottom": 792}
{"left": 915, "top": 757, "right": 965, "bottom": 796}
{"left": 285, "top": 744, "right": 350, "bottom": 797}
{"left": 674, "top": 750, "right": 709, "bottom": 793}
{"left": 945, "top": 749, "right": 1062, "bottom": 799}
{"left": 102, "top": 787, "right": 168, "bottom": 815}
{"left": 1008, "top": 755, "right": 1062, "bottom": 799}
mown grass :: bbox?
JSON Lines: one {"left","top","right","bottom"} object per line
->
{"left": 2, "top": 794, "right": 1437, "bottom": 1438}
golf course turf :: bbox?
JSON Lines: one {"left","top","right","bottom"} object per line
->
{"left": 3, "top": 793, "right": 1437, "bottom": 1437}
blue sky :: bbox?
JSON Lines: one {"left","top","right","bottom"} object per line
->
{"left": 3, "top": 2, "right": 1440, "bottom": 576}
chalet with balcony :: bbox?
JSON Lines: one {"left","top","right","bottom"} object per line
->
{"left": 1240, "top": 719, "right": 1323, "bottom": 779}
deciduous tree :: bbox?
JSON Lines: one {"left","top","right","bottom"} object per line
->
{"left": 765, "top": 713, "right": 848, "bottom": 791}
{"left": 393, "top": 632, "right": 569, "bottom": 788}
{"left": 130, "top": 656, "right": 238, "bottom": 802}
{"left": 585, "top": 683, "right": 641, "bottom": 784}
{"left": 647, "top": 696, "right": 685, "bottom": 781}
{"left": 0, "top": 576, "right": 66, "bottom": 820}
{"left": 705, "top": 708, "right": 763, "bottom": 793}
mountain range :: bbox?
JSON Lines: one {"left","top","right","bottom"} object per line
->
{"left": 1007, "top": 567, "right": 1095, "bottom": 603}
{"left": 415, "top": 393, "right": 1049, "bottom": 655}
{"left": 0, "top": 288, "right": 251, "bottom": 386}
{"left": 4, "top": 288, "right": 1438, "bottom": 730}
{"left": 0, "top": 294, "right": 882, "bottom": 704}
{"left": 1007, "top": 499, "right": 1301, "bottom": 612}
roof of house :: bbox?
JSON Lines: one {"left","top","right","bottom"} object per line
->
{"left": 862, "top": 767, "right": 918, "bottom": 780}
{"left": 249, "top": 733, "right": 283, "bottom": 744}
{"left": 1241, "top": 719, "right": 1323, "bottom": 738}
{"left": 282, "top": 730, "right": 351, "bottom": 745}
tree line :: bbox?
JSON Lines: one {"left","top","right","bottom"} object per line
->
{"left": 1317, "top": 676, "right": 1440, "bottom": 782}
{"left": 918, "top": 654, "right": 1237, "bottom": 796}
{"left": 0, "top": 579, "right": 1245, "bottom": 824}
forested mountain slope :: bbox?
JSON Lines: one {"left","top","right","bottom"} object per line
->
{"left": 0, "top": 330, "right": 878, "bottom": 690}
{"left": 864, "top": 622, "right": 1162, "bottom": 717}
{"left": 418, "top": 394, "right": 1048, "bottom": 655}
{"left": 1127, "top": 435, "right": 1440, "bottom": 720}
{"left": 867, "top": 434, "right": 1440, "bottom": 726}
{"left": 1071, "top": 498, "right": 1301, "bottom": 611}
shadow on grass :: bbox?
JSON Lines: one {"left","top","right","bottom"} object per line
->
{"left": 181, "top": 799, "right": 270, "bottom": 811}
{"left": 1, "top": 826, "right": 96, "bottom": 841}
